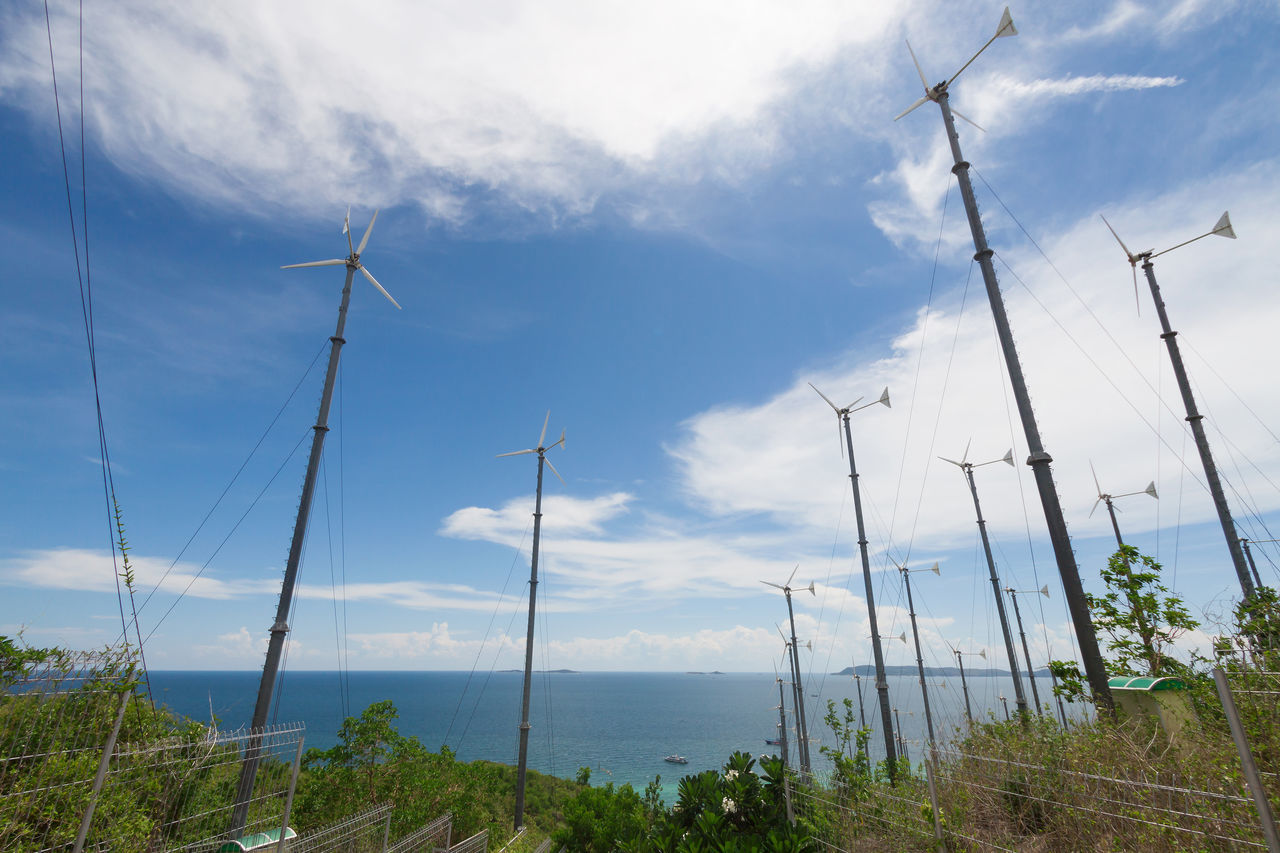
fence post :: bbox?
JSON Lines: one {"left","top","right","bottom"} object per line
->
{"left": 72, "top": 689, "right": 131, "bottom": 853}
{"left": 1213, "top": 667, "right": 1280, "bottom": 853}
{"left": 382, "top": 804, "right": 393, "bottom": 852}
{"left": 784, "top": 772, "right": 794, "bottom": 825}
{"left": 925, "top": 756, "right": 946, "bottom": 852}
{"left": 277, "top": 735, "right": 305, "bottom": 852}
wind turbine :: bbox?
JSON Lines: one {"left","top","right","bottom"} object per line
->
{"left": 894, "top": 8, "right": 1113, "bottom": 712}
{"left": 763, "top": 568, "right": 815, "bottom": 775}
{"left": 230, "top": 209, "right": 400, "bottom": 836}
{"left": 1100, "top": 212, "right": 1254, "bottom": 599}
{"left": 1089, "top": 462, "right": 1158, "bottom": 551}
{"left": 1003, "top": 584, "right": 1051, "bottom": 716}
{"left": 498, "top": 411, "right": 565, "bottom": 831}
{"left": 809, "top": 382, "right": 900, "bottom": 781}
{"left": 940, "top": 445, "right": 1027, "bottom": 719}
{"left": 898, "top": 562, "right": 941, "bottom": 751}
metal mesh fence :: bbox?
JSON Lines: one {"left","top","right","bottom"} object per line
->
{"left": 0, "top": 647, "right": 138, "bottom": 852}
{"left": 447, "top": 829, "right": 489, "bottom": 853}
{"left": 386, "top": 812, "right": 451, "bottom": 853}
{"left": 134, "top": 722, "right": 306, "bottom": 852}
{"left": 0, "top": 646, "right": 309, "bottom": 853}
{"left": 291, "top": 803, "right": 392, "bottom": 852}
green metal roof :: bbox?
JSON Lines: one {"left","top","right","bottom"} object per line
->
{"left": 218, "top": 827, "right": 297, "bottom": 851}
{"left": 1107, "top": 675, "right": 1186, "bottom": 691}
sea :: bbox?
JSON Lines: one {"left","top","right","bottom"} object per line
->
{"left": 147, "top": 669, "right": 1059, "bottom": 799}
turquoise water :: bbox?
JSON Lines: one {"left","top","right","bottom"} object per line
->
{"left": 147, "top": 669, "right": 1055, "bottom": 796}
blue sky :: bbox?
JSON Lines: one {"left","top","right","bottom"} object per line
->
{"left": 2, "top": 0, "right": 1278, "bottom": 683}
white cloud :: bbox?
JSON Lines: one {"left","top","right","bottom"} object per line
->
{"left": 0, "top": 548, "right": 276, "bottom": 601}
{"left": 0, "top": 1, "right": 907, "bottom": 224}
{"left": 668, "top": 163, "right": 1280, "bottom": 575}
{"left": 987, "top": 73, "right": 1183, "bottom": 100}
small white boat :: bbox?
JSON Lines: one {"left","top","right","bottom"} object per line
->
{"left": 664, "top": 754, "right": 688, "bottom": 764}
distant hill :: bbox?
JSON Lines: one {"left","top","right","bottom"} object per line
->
{"left": 833, "top": 664, "right": 1051, "bottom": 678}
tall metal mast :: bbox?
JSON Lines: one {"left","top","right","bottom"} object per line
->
{"left": 953, "top": 647, "right": 984, "bottom": 724}
{"left": 943, "top": 447, "right": 1027, "bottom": 717}
{"left": 1101, "top": 212, "right": 1253, "bottom": 599}
{"left": 497, "top": 412, "right": 566, "bottom": 830}
{"left": 231, "top": 211, "right": 400, "bottom": 835}
{"left": 1004, "top": 585, "right": 1051, "bottom": 716}
{"left": 895, "top": 9, "right": 1112, "bottom": 711}
{"left": 810, "top": 384, "right": 897, "bottom": 780}
{"left": 764, "top": 572, "right": 816, "bottom": 775}
{"left": 899, "top": 562, "right": 940, "bottom": 748}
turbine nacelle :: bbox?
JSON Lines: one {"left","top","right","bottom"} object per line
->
{"left": 893, "top": 7, "right": 1016, "bottom": 128}
{"left": 809, "top": 382, "right": 891, "bottom": 458}
{"left": 496, "top": 410, "right": 567, "bottom": 484}
{"left": 282, "top": 208, "right": 401, "bottom": 309}
{"left": 939, "top": 441, "right": 1013, "bottom": 472}
{"left": 1101, "top": 211, "right": 1235, "bottom": 315}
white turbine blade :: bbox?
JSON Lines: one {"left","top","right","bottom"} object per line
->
{"left": 496, "top": 448, "right": 536, "bottom": 458}
{"left": 938, "top": 456, "right": 964, "bottom": 468}
{"left": 905, "top": 40, "right": 930, "bottom": 91}
{"left": 544, "top": 456, "right": 566, "bottom": 485}
{"left": 357, "top": 209, "right": 379, "bottom": 254}
{"left": 1144, "top": 481, "right": 1158, "bottom": 499}
{"left": 995, "top": 6, "right": 1017, "bottom": 38}
{"left": 360, "top": 266, "right": 402, "bottom": 309}
{"left": 1213, "top": 210, "right": 1236, "bottom": 239}
{"left": 1089, "top": 497, "right": 1101, "bottom": 519}
{"left": 1132, "top": 265, "right": 1141, "bottom": 317}
{"left": 1039, "top": 584, "right": 1050, "bottom": 598}
{"left": 786, "top": 564, "right": 799, "bottom": 587}
{"left": 836, "top": 416, "right": 845, "bottom": 459}
{"left": 1090, "top": 460, "right": 1103, "bottom": 498}
{"left": 952, "top": 108, "right": 986, "bottom": 133}
{"left": 808, "top": 382, "right": 841, "bottom": 413}
{"left": 282, "top": 259, "right": 347, "bottom": 269}
{"left": 345, "top": 206, "right": 354, "bottom": 256}
{"left": 1100, "top": 215, "right": 1135, "bottom": 262}
{"left": 842, "top": 397, "right": 864, "bottom": 411}
{"left": 963, "top": 438, "right": 972, "bottom": 465}
{"left": 1000, "top": 449, "right": 1014, "bottom": 467}
{"left": 894, "top": 95, "right": 931, "bottom": 122}
{"left": 762, "top": 580, "right": 785, "bottom": 590}
{"left": 538, "top": 411, "right": 550, "bottom": 448}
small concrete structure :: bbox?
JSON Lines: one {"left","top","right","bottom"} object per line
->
{"left": 1108, "top": 675, "right": 1194, "bottom": 739}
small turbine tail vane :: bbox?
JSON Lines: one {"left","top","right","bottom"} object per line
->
{"left": 1144, "top": 481, "right": 1158, "bottom": 500}
{"left": 1213, "top": 211, "right": 1236, "bottom": 239}
{"left": 995, "top": 6, "right": 1017, "bottom": 38}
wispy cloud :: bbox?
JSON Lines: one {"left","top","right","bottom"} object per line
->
{"left": 989, "top": 73, "right": 1183, "bottom": 99}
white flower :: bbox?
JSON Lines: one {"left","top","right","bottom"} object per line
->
{"left": 724, "top": 769, "right": 739, "bottom": 781}
{"left": 722, "top": 796, "right": 737, "bottom": 814}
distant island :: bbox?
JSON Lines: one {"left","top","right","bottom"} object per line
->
{"left": 834, "top": 664, "right": 1051, "bottom": 678}
{"left": 498, "top": 669, "right": 579, "bottom": 674}
{"left": 686, "top": 671, "right": 726, "bottom": 676}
